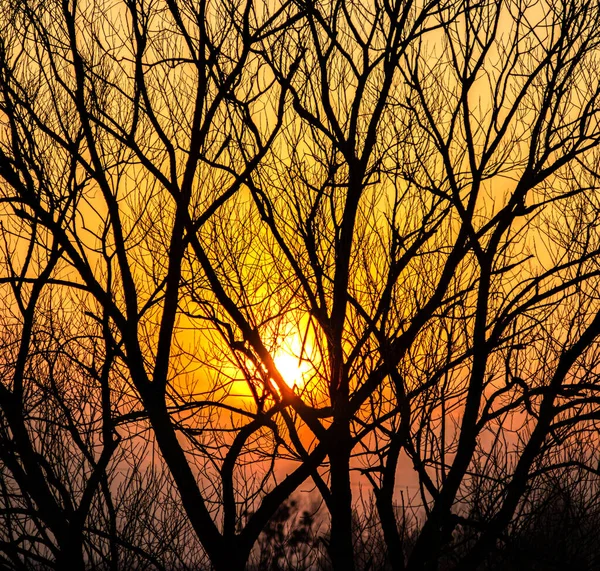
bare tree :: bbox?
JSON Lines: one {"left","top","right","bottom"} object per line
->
{"left": 0, "top": 0, "right": 322, "bottom": 569}
{"left": 3, "top": 0, "right": 600, "bottom": 570}
{"left": 0, "top": 126, "right": 185, "bottom": 569}
{"left": 235, "top": 0, "right": 600, "bottom": 569}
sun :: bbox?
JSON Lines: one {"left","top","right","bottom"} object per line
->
{"left": 273, "top": 351, "right": 311, "bottom": 388}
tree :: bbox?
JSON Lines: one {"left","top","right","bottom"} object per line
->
{"left": 242, "top": 0, "right": 600, "bottom": 568}
{"left": 0, "top": 0, "right": 322, "bottom": 568}
{"left": 3, "top": 0, "right": 600, "bottom": 570}
{"left": 0, "top": 82, "right": 191, "bottom": 569}
{"left": 0, "top": 133, "right": 121, "bottom": 567}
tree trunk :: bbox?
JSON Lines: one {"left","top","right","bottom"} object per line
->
{"left": 142, "top": 391, "right": 228, "bottom": 568}
{"left": 328, "top": 422, "right": 355, "bottom": 571}
{"left": 211, "top": 548, "right": 248, "bottom": 571}
{"left": 406, "top": 508, "right": 453, "bottom": 571}
{"left": 55, "top": 533, "right": 85, "bottom": 571}
{"left": 55, "top": 553, "right": 85, "bottom": 571}
{"left": 377, "top": 493, "right": 405, "bottom": 571}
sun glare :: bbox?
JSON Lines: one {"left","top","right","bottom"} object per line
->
{"left": 273, "top": 351, "right": 311, "bottom": 388}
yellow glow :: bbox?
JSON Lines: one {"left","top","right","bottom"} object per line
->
{"left": 273, "top": 349, "right": 311, "bottom": 389}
